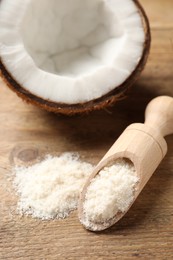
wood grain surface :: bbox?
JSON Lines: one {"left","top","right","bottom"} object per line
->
{"left": 0, "top": 0, "right": 173, "bottom": 259}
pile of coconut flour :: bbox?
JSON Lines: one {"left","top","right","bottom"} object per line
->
{"left": 13, "top": 153, "right": 93, "bottom": 220}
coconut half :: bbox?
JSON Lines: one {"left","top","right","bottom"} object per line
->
{"left": 0, "top": 0, "right": 150, "bottom": 114}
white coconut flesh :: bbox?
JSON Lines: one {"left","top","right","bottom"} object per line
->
{"left": 0, "top": 0, "right": 145, "bottom": 104}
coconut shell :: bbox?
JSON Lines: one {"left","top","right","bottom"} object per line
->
{"left": 0, "top": 0, "right": 151, "bottom": 115}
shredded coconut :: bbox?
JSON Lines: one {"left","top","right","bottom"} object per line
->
{"left": 82, "top": 159, "right": 139, "bottom": 229}
{"left": 14, "top": 152, "right": 93, "bottom": 220}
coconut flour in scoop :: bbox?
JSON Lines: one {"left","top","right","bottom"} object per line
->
{"left": 81, "top": 159, "right": 139, "bottom": 230}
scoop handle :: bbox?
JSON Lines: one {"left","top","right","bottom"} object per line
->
{"left": 145, "top": 96, "right": 173, "bottom": 137}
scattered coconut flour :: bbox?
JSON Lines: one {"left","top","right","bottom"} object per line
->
{"left": 82, "top": 159, "right": 139, "bottom": 229}
{"left": 13, "top": 152, "right": 93, "bottom": 220}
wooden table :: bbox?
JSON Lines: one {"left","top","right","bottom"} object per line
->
{"left": 0, "top": 0, "right": 173, "bottom": 259}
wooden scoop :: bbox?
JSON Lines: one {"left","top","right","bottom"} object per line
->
{"left": 78, "top": 96, "right": 173, "bottom": 231}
